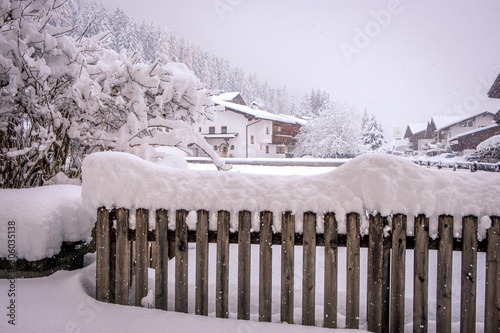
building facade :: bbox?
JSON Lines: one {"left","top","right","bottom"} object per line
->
{"left": 193, "top": 92, "right": 305, "bottom": 158}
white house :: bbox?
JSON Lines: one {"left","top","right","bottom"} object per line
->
{"left": 192, "top": 92, "right": 306, "bottom": 158}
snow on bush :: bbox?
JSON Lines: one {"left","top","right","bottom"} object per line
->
{"left": 477, "top": 134, "right": 500, "bottom": 161}
{"left": 0, "top": 185, "right": 94, "bottom": 261}
{"left": 82, "top": 152, "right": 500, "bottom": 239}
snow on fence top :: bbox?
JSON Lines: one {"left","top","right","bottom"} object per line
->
{"left": 82, "top": 152, "right": 500, "bottom": 238}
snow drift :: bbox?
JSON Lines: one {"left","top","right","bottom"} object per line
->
{"left": 0, "top": 185, "right": 94, "bottom": 261}
{"left": 81, "top": 152, "right": 500, "bottom": 238}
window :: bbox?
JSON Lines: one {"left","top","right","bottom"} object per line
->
{"left": 230, "top": 145, "right": 234, "bottom": 150}
{"left": 277, "top": 126, "right": 281, "bottom": 132}
{"left": 251, "top": 135, "right": 254, "bottom": 144}
{"left": 266, "top": 146, "right": 269, "bottom": 154}
{"left": 221, "top": 126, "right": 227, "bottom": 134}
{"left": 209, "top": 126, "right": 215, "bottom": 134}
{"left": 198, "top": 127, "right": 201, "bottom": 132}
{"left": 266, "top": 127, "right": 269, "bottom": 134}
{"left": 276, "top": 146, "right": 286, "bottom": 154}
{"left": 213, "top": 145, "right": 217, "bottom": 151}
{"left": 468, "top": 121, "right": 473, "bottom": 127}
{"left": 287, "top": 147, "right": 295, "bottom": 153}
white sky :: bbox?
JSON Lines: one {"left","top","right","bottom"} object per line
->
{"left": 96, "top": 0, "right": 500, "bottom": 139}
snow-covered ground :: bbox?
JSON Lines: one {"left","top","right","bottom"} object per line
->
{"left": 1, "top": 154, "right": 497, "bottom": 332}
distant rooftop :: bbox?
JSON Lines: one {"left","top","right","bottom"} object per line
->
{"left": 408, "top": 123, "right": 427, "bottom": 134}
{"left": 212, "top": 93, "right": 307, "bottom": 126}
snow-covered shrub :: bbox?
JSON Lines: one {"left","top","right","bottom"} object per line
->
{"left": 294, "top": 103, "right": 362, "bottom": 158}
{"left": 477, "top": 134, "right": 500, "bottom": 161}
{"left": 0, "top": 0, "right": 226, "bottom": 188}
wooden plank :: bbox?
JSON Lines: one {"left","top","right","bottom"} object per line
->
{"left": 96, "top": 207, "right": 111, "bottom": 303}
{"left": 413, "top": 214, "right": 429, "bottom": 333}
{"left": 259, "top": 211, "right": 273, "bottom": 322}
{"left": 323, "top": 212, "right": 338, "bottom": 328}
{"left": 155, "top": 209, "right": 169, "bottom": 311}
{"left": 195, "top": 210, "right": 209, "bottom": 316}
{"left": 460, "top": 215, "right": 477, "bottom": 333}
{"left": 281, "top": 211, "right": 295, "bottom": 324}
{"left": 216, "top": 210, "right": 230, "bottom": 318}
{"left": 238, "top": 211, "right": 251, "bottom": 320}
{"left": 346, "top": 212, "right": 360, "bottom": 329}
{"left": 436, "top": 215, "right": 453, "bottom": 333}
{"left": 135, "top": 208, "right": 149, "bottom": 307}
{"left": 109, "top": 209, "right": 116, "bottom": 304}
{"left": 115, "top": 208, "right": 130, "bottom": 305}
{"left": 367, "top": 213, "right": 384, "bottom": 333}
{"left": 302, "top": 212, "right": 316, "bottom": 326}
{"left": 382, "top": 217, "right": 390, "bottom": 332}
{"left": 390, "top": 214, "right": 406, "bottom": 332}
{"left": 485, "top": 215, "right": 499, "bottom": 333}
{"left": 175, "top": 210, "right": 188, "bottom": 313}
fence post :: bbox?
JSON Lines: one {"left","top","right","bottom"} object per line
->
{"left": 259, "top": 211, "right": 273, "bottom": 322}
{"left": 135, "top": 208, "right": 149, "bottom": 307}
{"left": 155, "top": 209, "right": 169, "bottom": 311}
{"left": 216, "top": 210, "right": 230, "bottom": 318}
{"left": 238, "top": 210, "right": 251, "bottom": 320}
{"left": 485, "top": 215, "right": 499, "bottom": 332}
{"left": 367, "top": 213, "right": 384, "bottom": 333}
{"left": 323, "top": 212, "right": 338, "bottom": 328}
{"left": 413, "top": 214, "right": 429, "bottom": 333}
{"left": 390, "top": 214, "right": 406, "bottom": 332}
{"left": 115, "top": 208, "right": 130, "bottom": 305}
{"left": 346, "top": 212, "right": 360, "bottom": 329}
{"left": 281, "top": 211, "right": 295, "bottom": 324}
{"left": 195, "top": 210, "right": 209, "bottom": 316}
{"left": 302, "top": 212, "right": 316, "bottom": 326}
{"left": 460, "top": 215, "right": 477, "bottom": 333}
{"left": 436, "top": 215, "right": 453, "bottom": 333}
{"left": 96, "top": 207, "right": 111, "bottom": 303}
{"left": 175, "top": 210, "right": 188, "bottom": 313}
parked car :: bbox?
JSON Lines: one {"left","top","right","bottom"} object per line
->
{"left": 465, "top": 153, "right": 480, "bottom": 162}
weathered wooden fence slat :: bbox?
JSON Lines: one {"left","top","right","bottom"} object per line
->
{"left": 195, "top": 210, "right": 209, "bottom": 316}
{"left": 216, "top": 210, "right": 230, "bottom": 318}
{"left": 367, "top": 213, "right": 384, "bottom": 333}
{"left": 238, "top": 211, "right": 251, "bottom": 320}
{"left": 302, "top": 212, "right": 316, "bottom": 326}
{"left": 436, "top": 215, "right": 454, "bottom": 333}
{"left": 135, "top": 208, "right": 149, "bottom": 307}
{"left": 323, "top": 212, "right": 338, "bottom": 329}
{"left": 155, "top": 209, "right": 168, "bottom": 310}
{"left": 115, "top": 208, "right": 130, "bottom": 305}
{"left": 345, "top": 212, "right": 360, "bottom": 329}
{"left": 259, "top": 211, "right": 273, "bottom": 322}
{"left": 95, "top": 208, "right": 499, "bottom": 332}
{"left": 175, "top": 210, "right": 188, "bottom": 313}
{"left": 413, "top": 214, "right": 429, "bottom": 333}
{"left": 96, "top": 207, "right": 111, "bottom": 303}
{"left": 390, "top": 214, "right": 406, "bottom": 333}
{"left": 485, "top": 215, "right": 499, "bottom": 333}
{"left": 281, "top": 211, "right": 295, "bottom": 324}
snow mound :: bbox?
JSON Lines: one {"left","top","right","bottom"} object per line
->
{"left": 0, "top": 185, "right": 94, "bottom": 261}
{"left": 81, "top": 152, "right": 500, "bottom": 238}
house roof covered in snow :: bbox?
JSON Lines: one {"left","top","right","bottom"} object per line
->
{"left": 212, "top": 95, "right": 307, "bottom": 126}
{"left": 216, "top": 92, "right": 241, "bottom": 102}
{"left": 431, "top": 111, "right": 494, "bottom": 130}
{"left": 408, "top": 123, "right": 427, "bottom": 134}
{"left": 488, "top": 72, "right": 500, "bottom": 98}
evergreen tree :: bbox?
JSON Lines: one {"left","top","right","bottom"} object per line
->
{"left": 361, "top": 112, "right": 386, "bottom": 152}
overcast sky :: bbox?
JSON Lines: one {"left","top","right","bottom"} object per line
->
{"left": 96, "top": 0, "right": 500, "bottom": 139}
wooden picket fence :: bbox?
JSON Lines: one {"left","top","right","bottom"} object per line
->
{"left": 95, "top": 208, "right": 499, "bottom": 333}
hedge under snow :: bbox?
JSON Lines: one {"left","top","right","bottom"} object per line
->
{"left": 0, "top": 185, "right": 94, "bottom": 261}
{"left": 82, "top": 152, "right": 500, "bottom": 239}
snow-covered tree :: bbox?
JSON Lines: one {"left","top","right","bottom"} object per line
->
{"left": 477, "top": 135, "right": 500, "bottom": 161}
{"left": 0, "top": 0, "right": 227, "bottom": 188}
{"left": 361, "top": 111, "right": 386, "bottom": 152}
{"left": 295, "top": 103, "right": 362, "bottom": 158}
